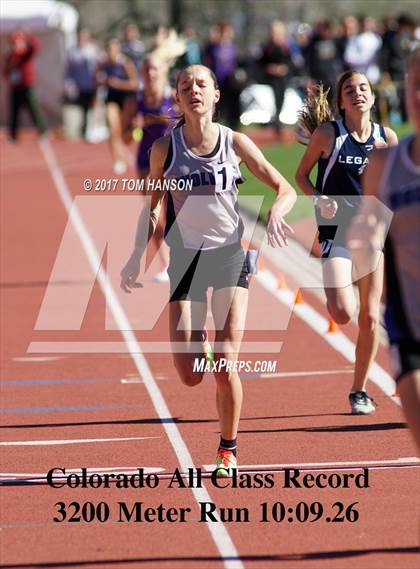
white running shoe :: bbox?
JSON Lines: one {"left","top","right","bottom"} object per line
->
{"left": 113, "top": 160, "right": 127, "bottom": 175}
{"left": 153, "top": 269, "right": 169, "bottom": 283}
{"left": 349, "top": 391, "right": 376, "bottom": 414}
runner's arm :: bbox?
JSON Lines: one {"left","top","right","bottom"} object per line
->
{"left": 295, "top": 123, "right": 338, "bottom": 219}
{"left": 295, "top": 122, "right": 334, "bottom": 197}
{"left": 120, "top": 136, "right": 169, "bottom": 292}
{"left": 233, "top": 131, "right": 296, "bottom": 247}
{"left": 384, "top": 126, "right": 398, "bottom": 147}
{"left": 348, "top": 148, "right": 391, "bottom": 280}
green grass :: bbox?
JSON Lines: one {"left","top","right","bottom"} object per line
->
{"left": 239, "top": 123, "right": 414, "bottom": 224}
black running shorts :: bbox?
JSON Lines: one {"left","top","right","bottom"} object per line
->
{"left": 389, "top": 341, "right": 420, "bottom": 383}
{"left": 168, "top": 242, "right": 249, "bottom": 302}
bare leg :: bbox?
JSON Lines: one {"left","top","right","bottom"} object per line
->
{"left": 398, "top": 370, "right": 420, "bottom": 453}
{"left": 121, "top": 95, "right": 137, "bottom": 144}
{"left": 322, "top": 256, "right": 356, "bottom": 324}
{"left": 169, "top": 299, "right": 207, "bottom": 387}
{"left": 353, "top": 255, "right": 384, "bottom": 391}
{"left": 106, "top": 102, "right": 125, "bottom": 165}
{"left": 211, "top": 287, "right": 248, "bottom": 440}
{"left": 138, "top": 168, "right": 169, "bottom": 270}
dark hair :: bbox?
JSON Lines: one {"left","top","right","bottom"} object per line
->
{"left": 335, "top": 70, "right": 374, "bottom": 117}
{"left": 174, "top": 65, "right": 219, "bottom": 128}
{"left": 397, "top": 13, "right": 416, "bottom": 28}
{"left": 106, "top": 37, "right": 120, "bottom": 49}
{"left": 175, "top": 64, "right": 219, "bottom": 91}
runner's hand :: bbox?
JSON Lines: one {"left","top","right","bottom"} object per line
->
{"left": 317, "top": 195, "right": 338, "bottom": 219}
{"left": 267, "top": 209, "right": 294, "bottom": 247}
{"left": 120, "top": 253, "right": 143, "bottom": 293}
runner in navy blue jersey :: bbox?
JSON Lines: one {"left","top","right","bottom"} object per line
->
{"left": 296, "top": 71, "right": 398, "bottom": 414}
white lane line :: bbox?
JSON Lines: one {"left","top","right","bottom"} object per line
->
{"left": 242, "top": 369, "right": 353, "bottom": 379}
{"left": 1, "top": 466, "right": 165, "bottom": 479}
{"left": 203, "top": 457, "right": 420, "bottom": 471}
{"left": 39, "top": 139, "right": 243, "bottom": 569}
{"left": 27, "top": 341, "right": 281, "bottom": 353}
{"left": 255, "top": 270, "right": 400, "bottom": 405}
{"left": 13, "top": 356, "right": 62, "bottom": 362}
{"left": 0, "top": 436, "right": 159, "bottom": 446}
{"left": 120, "top": 369, "right": 354, "bottom": 384}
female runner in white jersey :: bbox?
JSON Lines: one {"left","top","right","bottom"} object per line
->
{"left": 295, "top": 71, "right": 398, "bottom": 414}
{"left": 120, "top": 64, "right": 296, "bottom": 476}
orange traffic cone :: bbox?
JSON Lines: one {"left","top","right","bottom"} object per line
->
{"left": 327, "top": 318, "right": 339, "bottom": 333}
{"left": 277, "top": 272, "right": 287, "bottom": 289}
{"left": 294, "top": 289, "right": 303, "bottom": 304}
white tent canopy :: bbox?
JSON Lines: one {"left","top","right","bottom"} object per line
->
{"left": 0, "top": 0, "right": 78, "bottom": 40}
{"left": 0, "top": 0, "right": 79, "bottom": 126}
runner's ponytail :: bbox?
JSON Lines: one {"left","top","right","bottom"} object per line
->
{"left": 296, "top": 83, "right": 334, "bottom": 144}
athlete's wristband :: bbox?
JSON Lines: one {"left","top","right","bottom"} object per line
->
{"left": 312, "top": 193, "right": 321, "bottom": 207}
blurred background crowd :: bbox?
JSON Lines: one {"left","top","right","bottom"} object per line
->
{"left": 1, "top": 0, "right": 419, "bottom": 142}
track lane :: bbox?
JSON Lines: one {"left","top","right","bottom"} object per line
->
{"left": 1, "top": 134, "right": 418, "bottom": 568}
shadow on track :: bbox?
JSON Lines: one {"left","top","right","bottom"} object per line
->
{"left": 1, "top": 546, "right": 418, "bottom": 568}
{"left": 239, "top": 422, "right": 407, "bottom": 434}
{"left": 0, "top": 413, "right": 354, "bottom": 430}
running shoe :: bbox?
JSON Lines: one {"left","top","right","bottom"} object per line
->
{"left": 201, "top": 329, "right": 214, "bottom": 365}
{"left": 215, "top": 448, "right": 237, "bottom": 478}
{"left": 153, "top": 269, "right": 170, "bottom": 283}
{"left": 349, "top": 391, "right": 376, "bottom": 414}
{"left": 113, "top": 160, "right": 127, "bottom": 175}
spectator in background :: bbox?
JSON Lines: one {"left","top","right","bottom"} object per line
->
{"left": 380, "top": 13, "right": 417, "bottom": 122}
{"left": 203, "top": 21, "right": 240, "bottom": 128}
{"left": 259, "top": 20, "right": 293, "bottom": 131}
{"left": 4, "top": 30, "right": 47, "bottom": 141}
{"left": 305, "top": 20, "right": 343, "bottom": 104}
{"left": 341, "top": 16, "right": 382, "bottom": 85}
{"left": 339, "top": 16, "right": 360, "bottom": 69}
{"left": 359, "top": 17, "right": 382, "bottom": 84}
{"left": 179, "top": 25, "right": 201, "bottom": 66}
{"left": 121, "top": 22, "right": 146, "bottom": 73}
{"left": 65, "top": 28, "right": 99, "bottom": 139}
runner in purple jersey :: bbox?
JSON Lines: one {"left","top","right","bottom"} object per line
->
{"left": 136, "top": 56, "right": 176, "bottom": 175}
{"left": 133, "top": 54, "right": 176, "bottom": 281}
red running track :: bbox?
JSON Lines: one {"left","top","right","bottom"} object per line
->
{"left": 0, "top": 132, "right": 419, "bottom": 569}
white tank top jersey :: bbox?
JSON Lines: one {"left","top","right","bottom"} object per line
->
{"left": 164, "top": 124, "right": 244, "bottom": 250}
{"left": 378, "top": 135, "right": 420, "bottom": 342}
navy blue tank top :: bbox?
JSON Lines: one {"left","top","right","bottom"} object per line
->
{"left": 316, "top": 118, "right": 387, "bottom": 197}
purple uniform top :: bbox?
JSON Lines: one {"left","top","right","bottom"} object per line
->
{"left": 136, "top": 87, "right": 175, "bottom": 171}
{"left": 204, "top": 42, "right": 237, "bottom": 85}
